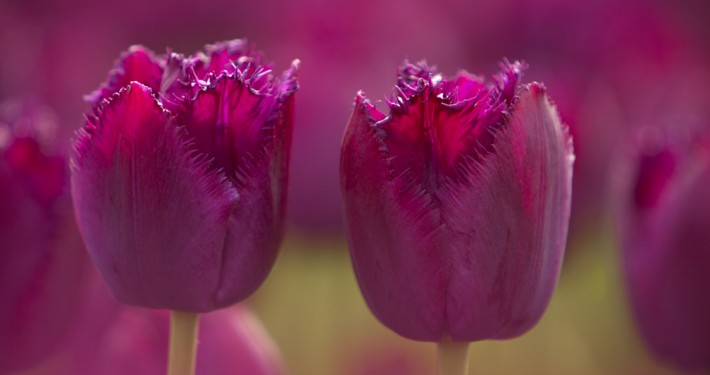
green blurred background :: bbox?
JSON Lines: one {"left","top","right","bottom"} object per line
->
{"left": 249, "top": 224, "right": 680, "bottom": 375}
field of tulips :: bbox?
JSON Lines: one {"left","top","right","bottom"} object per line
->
{"left": 1, "top": 0, "right": 709, "bottom": 374}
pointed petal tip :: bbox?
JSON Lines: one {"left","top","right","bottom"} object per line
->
{"left": 518, "top": 81, "right": 575, "bottom": 158}
{"left": 355, "top": 91, "right": 368, "bottom": 105}
{"left": 353, "top": 92, "right": 386, "bottom": 123}
{"left": 84, "top": 46, "right": 163, "bottom": 106}
{"left": 277, "top": 59, "right": 300, "bottom": 100}
{"left": 527, "top": 81, "right": 547, "bottom": 94}
{"left": 74, "top": 81, "right": 167, "bottom": 165}
{"left": 499, "top": 58, "right": 527, "bottom": 73}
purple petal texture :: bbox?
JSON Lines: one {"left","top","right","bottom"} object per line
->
{"left": 72, "top": 41, "right": 298, "bottom": 312}
{"left": 0, "top": 104, "right": 90, "bottom": 373}
{"left": 619, "top": 130, "right": 710, "bottom": 371}
{"left": 72, "top": 82, "right": 236, "bottom": 311}
{"left": 341, "top": 62, "right": 573, "bottom": 342}
{"left": 443, "top": 83, "right": 573, "bottom": 341}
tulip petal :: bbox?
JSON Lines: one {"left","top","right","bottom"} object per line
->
{"left": 176, "top": 65, "right": 296, "bottom": 308}
{"left": 85, "top": 46, "right": 164, "bottom": 106}
{"left": 193, "top": 40, "right": 257, "bottom": 78}
{"left": 71, "top": 82, "right": 238, "bottom": 311}
{"left": 176, "top": 74, "right": 279, "bottom": 183}
{"left": 341, "top": 94, "right": 447, "bottom": 341}
{"left": 442, "top": 83, "right": 573, "bottom": 341}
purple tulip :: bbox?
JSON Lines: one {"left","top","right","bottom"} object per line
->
{"left": 74, "top": 302, "right": 284, "bottom": 375}
{"left": 71, "top": 41, "right": 298, "bottom": 312}
{"left": 340, "top": 61, "right": 574, "bottom": 342}
{"left": 0, "top": 103, "right": 89, "bottom": 373}
{"left": 618, "top": 129, "right": 710, "bottom": 371}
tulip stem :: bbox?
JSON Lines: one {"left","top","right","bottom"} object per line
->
{"left": 168, "top": 311, "right": 200, "bottom": 375}
{"left": 437, "top": 338, "right": 470, "bottom": 375}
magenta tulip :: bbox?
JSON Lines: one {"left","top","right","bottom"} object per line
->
{"left": 618, "top": 129, "right": 710, "bottom": 371}
{"left": 75, "top": 303, "right": 284, "bottom": 375}
{"left": 340, "top": 61, "right": 574, "bottom": 343}
{"left": 0, "top": 103, "right": 89, "bottom": 373}
{"left": 71, "top": 41, "right": 298, "bottom": 312}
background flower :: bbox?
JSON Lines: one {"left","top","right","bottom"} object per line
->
{"left": 77, "top": 302, "right": 285, "bottom": 375}
{"left": 617, "top": 128, "right": 710, "bottom": 372}
{"left": 0, "top": 102, "right": 89, "bottom": 374}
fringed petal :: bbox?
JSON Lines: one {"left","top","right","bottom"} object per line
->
{"left": 71, "top": 82, "right": 238, "bottom": 311}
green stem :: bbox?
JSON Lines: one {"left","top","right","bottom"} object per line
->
{"left": 167, "top": 311, "right": 200, "bottom": 375}
{"left": 437, "top": 337, "right": 470, "bottom": 375}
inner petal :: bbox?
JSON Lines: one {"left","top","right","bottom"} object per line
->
{"left": 380, "top": 61, "right": 523, "bottom": 189}
{"left": 177, "top": 75, "right": 278, "bottom": 184}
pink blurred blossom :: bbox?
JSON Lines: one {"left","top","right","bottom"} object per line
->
{"left": 0, "top": 101, "right": 90, "bottom": 374}
{"left": 617, "top": 126, "right": 710, "bottom": 371}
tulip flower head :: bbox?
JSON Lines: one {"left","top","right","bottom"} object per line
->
{"left": 340, "top": 61, "right": 574, "bottom": 342}
{"left": 619, "top": 128, "right": 710, "bottom": 371}
{"left": 71, "top": 41, "right": 298, "bottom": 312}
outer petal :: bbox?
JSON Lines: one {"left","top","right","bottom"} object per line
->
{"left": 71, "top": 82, "right": 238, "bottom": 312}
{"left": 176, "top": 74, "right": 278, "bottom": 181}
{"left": 621, "top": 143, "right": 710, "bottom": 371}
{"left": 441, "top": 83, "right": 573, "bottom": 341}
{"left": 341, "top": 94, "right": 447, "bottom": 341}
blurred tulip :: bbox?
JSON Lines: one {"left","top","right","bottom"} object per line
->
{"left": 71, "top": 42, "right": 298, "bottom": 312}
{"left": 74, "top": 302, "right": 284, "bottom": 375}
{"left": 0, "top": 102, "right": 89, "bottom": 373}
{"left": 340, "top": 61, "right": 574, "bottom": 342}
{"left": 618, "top": 128, "right": 710, "bottom": 371}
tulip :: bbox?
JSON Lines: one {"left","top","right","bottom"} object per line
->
{"left": 72, "top": 40, "right": 297, "bottom": 312}
{"left": 73, "top": 301, "right": 284, "bottom": 375}
{"left": 618, "top": 129, "right": 710, "bottom": 372}
{"left": 340, "top": 61, "right": 573, "bottom": 373}
{"left": 71, "top": 41, "right": 297, "bottom": 374}
{"left": 0, "top": 102, "right": 89, "bottom": 373}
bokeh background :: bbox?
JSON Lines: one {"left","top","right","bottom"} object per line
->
{"left": 2, "top": 0, "right": 710, "bottom": 373}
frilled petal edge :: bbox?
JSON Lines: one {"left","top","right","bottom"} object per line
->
{"left": 84, "top": 46, "right": 164, "bottom": 106}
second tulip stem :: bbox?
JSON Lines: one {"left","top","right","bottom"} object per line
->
{"left": 437, "top": 338, "right": 470, "bottom": 375}
{"left": 168, "top": 311, "right": 200, "bottom": 375}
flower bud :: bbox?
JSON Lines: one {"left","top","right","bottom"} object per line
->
{"left": 71, "top": 41, "right": 298, "bottom": 312}
{"left": 340, "top": 61, "right": 573, "bottom": 342}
